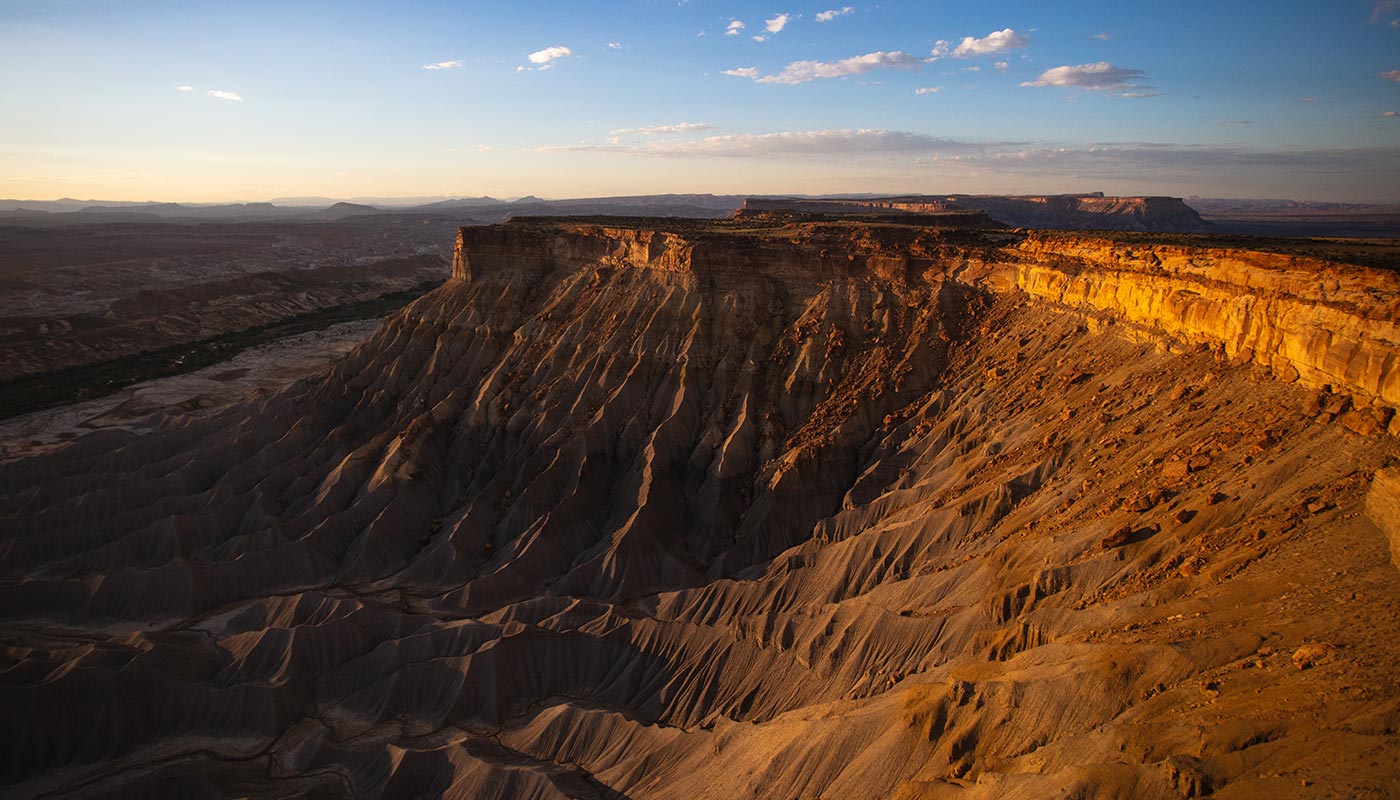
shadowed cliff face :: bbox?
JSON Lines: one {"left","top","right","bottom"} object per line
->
{"left": 2, "top": 219, "right": 1399, "bottom": 799}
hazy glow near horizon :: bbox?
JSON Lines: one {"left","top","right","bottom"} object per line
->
{"left": 2, "top": 0, "right": 1399, "bottom": 203}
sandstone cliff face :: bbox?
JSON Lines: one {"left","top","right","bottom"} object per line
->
{"left": 967, "top": 233, "right": 1400, "bottom": 411}
{"left": 462, "top": 221, "right": 1400, "bottom": 415}
{"left": 2, "top": 219, "right": 1398, "bottom": 799}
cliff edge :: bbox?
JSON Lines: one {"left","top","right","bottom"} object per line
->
{"left": 456, "top": 219, "right": 1400, "bottom": 417}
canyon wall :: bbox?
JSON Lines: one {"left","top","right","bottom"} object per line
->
{"left": 457, "top": 220, "right": 1400, "bottom": 420}
{"left": 967, "top": 233, "right": 1400, "bottom": 414}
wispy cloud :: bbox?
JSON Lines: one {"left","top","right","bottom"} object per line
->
{"left": 915, "top": 86, "right": 942, "bottom": 94}
{"left": 724, "top": 51, "right": 922, "bottom": 84}
{"left": 974, "top": 143, "right": 1400, "bottom": 179}
{"left": 207, "top": 89, "right": 243, "bottom": 101}
{"left": 765, "top": 13, "right": 791, "bottom": 34}
{"left": 816, "top": 7, "right": 854, "bottom": 22}
{"left": 608, "top": 42, "right": 623, "bottom": 49}
{"left": 1381, "top": 69, "right": 1400, "bottom": 82}
{"left": 1382, "top": 111, "right": 1398, "bottom": 118}
{"left": 422, "top": 60, "right": 462, "bottom": 70}
{"left": 725, "top": 19, "right": 745, "bottom": 35}
{"left": 538, "top": 128, "right": 1000, "bottom": 158}
{"left": 951, "top": 28, "right": 1029, "bottom": 57}
{"left": 176, "top": 85, "right": 194, "bottom": 92}
{"left": 1022, "top": 62, "right": 1152, "bottom": 95}
{"left": 1221, "top": 119, "right": 1252, "bottom": 125}
{"left": 610, "top": 122, "right": 715, "bottom": 136}
{"left": 1371, "top": 0, "right": 1400, "bottom": 25}
{"left": 528, "top": 45, "right": 573, "bottom": 65}
{"left": 994, "top": 61, "right": 1009, "bottom": 72}
{"left": 1090, "top": 32, "right": 1111, "bottom": 41}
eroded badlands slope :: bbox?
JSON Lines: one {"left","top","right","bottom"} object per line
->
{"left": 1, "top": 218, "right": 1398, "bottom": 799}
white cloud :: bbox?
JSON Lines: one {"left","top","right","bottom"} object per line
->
{"left": 726, "top": 19, "right": 745, "bottom": 35}
{"left": 765, "top": 13, "right": 791, "bottom": 33}
{"left": 422, "top": 60, "right": 462, "bottom": 70}
{"left": 724, "top": 50, "right": 923, "bottom": 84}
{"left": 1382, "top": 111, "right": 1398, "bottom": 118}
{"left": 915, "top": 86, "right": 941, "bottom": 94}
{"left": 816, "top": 7, "right": 854, "bottom": 22}
{"left": 752, "top": 35, "right": 767, "bottom": 42}
{"left": 528, "top": 45, "right": 573, "bottom": 64}
{"left": 1090, "top": 32, "right": 1111, "bottom": 41}
{"left": 1021, "top": 62, "right": 1150, "bottom": 94}
{"left": 610, "top": 122, "right": 715, "bottom": 136}
{"left": 608, "top": 42, "right": 622, "bottom": 49}
{"left": 952, "top": 28, "right": 1029, "bottom": 58}
{"left": 994, "top": 61, "right": 1008, "bottom": 72}
{"left": 176, "top": 85, "right": 194, "bottom": 91}
{"left": 1381, "top": 69, "right": 1400, "bottom": 82}
{"left": 207, "top": 89, "right": 243, "bottom": 101}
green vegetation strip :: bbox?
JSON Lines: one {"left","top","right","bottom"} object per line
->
{"left": 0, "top": 280, "right": 443, "bottom": 422}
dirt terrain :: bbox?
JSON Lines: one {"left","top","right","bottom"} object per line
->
{"left": 1188, "top": 198, "right": 1400, "bottom": 238}
{"left": 0, "top": 318, "right": 382, "bottom": 464}
{"left": 1, "top": 217, "right": 1398, "bottom": 799}
{"left": 0, "top": 218, "right": 458, "bottom": 381}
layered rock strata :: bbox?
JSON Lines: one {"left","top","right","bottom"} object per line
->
{"left": 459, "top": 221, "right": 1400, "bottom": 415}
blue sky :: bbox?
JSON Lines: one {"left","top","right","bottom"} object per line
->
{"left": 2, "top": 0, "right": 1398, "bottom": 202}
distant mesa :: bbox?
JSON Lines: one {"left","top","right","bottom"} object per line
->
{"left": 315, "top": 201, "right": 382, "bottom": 220}
{"left": 739, "top": 193, "right": 1214, "bottom": 233}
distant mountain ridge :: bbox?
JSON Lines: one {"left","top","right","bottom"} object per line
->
{"left": 8, "top": 192, "right": 1392, "bottom": 235}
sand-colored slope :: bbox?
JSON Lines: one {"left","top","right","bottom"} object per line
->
{"left": 1, "top": 221, "right": 1397, "bottom": 799}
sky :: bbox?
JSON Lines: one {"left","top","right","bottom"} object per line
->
{"left": 2, "top": 0, "right": 1399, "bottom": 203}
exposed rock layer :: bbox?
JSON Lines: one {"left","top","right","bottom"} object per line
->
{"left": 460, "top": 221, "right": 1400, "bottom": 411}
{"left": 2, "top": 218, "right": 1398, "bottom": 799}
